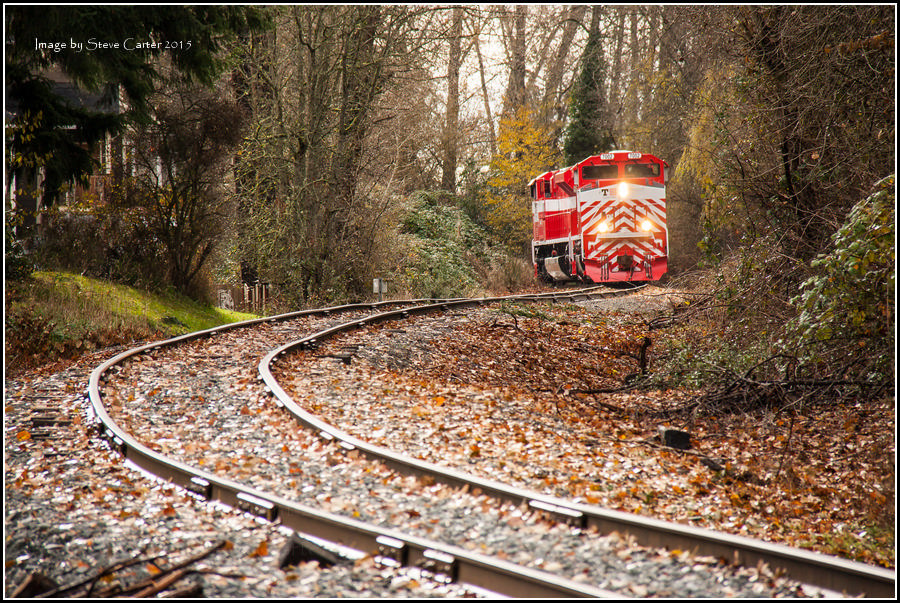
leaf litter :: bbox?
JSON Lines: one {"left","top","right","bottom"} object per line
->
{"left": 274, "top": 297, "right": 895, "bottom": 570}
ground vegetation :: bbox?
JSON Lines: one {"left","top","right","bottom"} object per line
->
{"left": 4, "top": 271, "right": 255, "bottom": 376}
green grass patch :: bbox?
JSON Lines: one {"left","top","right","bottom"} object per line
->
{"left": 495, "top": 301, "right": 555, "bottom": 322}
{"left": 799, "top": 521, "right": 895, "bottom": 569}
{"left": 5, "top": 271, "right": 257, "bottom": 374}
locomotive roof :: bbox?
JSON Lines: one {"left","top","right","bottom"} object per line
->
{"left": 530, "top": 151, "right": 668, "bottom": 185}
{"left": 527, "top": 170, "right": 556, "bottom": 187}
{"left": 576, "top": 151, "right": 668, "bottom": 167}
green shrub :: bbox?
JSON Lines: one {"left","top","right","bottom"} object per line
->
{"left": 394, "top": 192, "right": 498, "bottom": 298}
{"left": 5, "top": 210, "right": 32, "bottom": 281}
{"left": 779, "top": 175, "right": 895, "bottom": 381}
{"left": 34, "top": 204, "right": 169, "bottom": 290}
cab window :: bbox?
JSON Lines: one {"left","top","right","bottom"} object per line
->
{"left": 624, "top": 162, "right": 660, "bottom": 178}
{"left": 581, "top": 164, "right": 618, "bottom": 181}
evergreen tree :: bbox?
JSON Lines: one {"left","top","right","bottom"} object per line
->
{"left": 5, "top": 6, "right": 268, "bottom": 208}
{"left": 563, "top": 8, "right": 616, "bottom": 166}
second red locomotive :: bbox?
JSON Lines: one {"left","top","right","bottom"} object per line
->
{"left": 530, "top": 151, "right": 668, "bottom": 283}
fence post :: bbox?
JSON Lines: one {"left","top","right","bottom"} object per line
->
{"left": 373, "top": 278, "right": 386, "bottom": 302}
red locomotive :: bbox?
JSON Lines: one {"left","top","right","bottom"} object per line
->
{"left": 530, "top": 151, "right": 668, "bottom": 283}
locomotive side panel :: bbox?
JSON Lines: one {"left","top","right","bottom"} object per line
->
{"left": 531, "top": 168, "right": 580, "bottom": 282}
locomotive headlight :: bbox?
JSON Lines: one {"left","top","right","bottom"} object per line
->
{"left": 618, "top": 182, "right": 629, "bottom": 198}
{"left": 640, "top": 219, "right": 653, "bottom": 232}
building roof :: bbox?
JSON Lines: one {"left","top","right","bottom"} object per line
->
{"left": 5, "top": 65, "right": 119, "bottom": 121}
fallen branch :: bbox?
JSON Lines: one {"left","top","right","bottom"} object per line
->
{"left": 131, "top": 568, "right": 192, "bottom": 598}
{"left": 637, "top": 436, "right": 768, "bottom": 486}
{"left": 771, "top": 411, "right": 796, "bottom": 485}
{"left": 35, "top": 552, "right": 153, "bottom": 598}
{"left": 33, "top": 539, "right": 231, "bottom": 598}
{"left": 98, "top": 540, "right": 231, "bottom": 597}
{"left": 536, "top": 385, "right": 640, "bottom": 416}
{"left": 646, "top": 293, "right": 716, "bottom": 331}
{"left": 652, "top": 373, "right": 884, "bottom": 419}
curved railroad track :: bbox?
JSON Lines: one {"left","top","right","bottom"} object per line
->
{"left": 86, "top": 286, "right": 896, "bottom": 598}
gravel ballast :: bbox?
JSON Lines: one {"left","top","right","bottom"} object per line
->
{"left": 5, "top": 294, "right": 843, "bottom": 597}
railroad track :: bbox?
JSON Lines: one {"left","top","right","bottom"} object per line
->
{"left": 86, "top": 286, "right": 896, "bottom": 598}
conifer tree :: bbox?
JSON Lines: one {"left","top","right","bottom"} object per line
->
{"left": 5, "top": 6, "right": 268, "bottom": 208}
{"left": 563, "top": 7, "right": 616, "bottom": 166}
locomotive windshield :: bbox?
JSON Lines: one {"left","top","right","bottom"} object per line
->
{"left": 624, "top": 162, "right": 660, "bottom": 178}
{"left": 581, "top": 164, "right": 618, "bottom": 181}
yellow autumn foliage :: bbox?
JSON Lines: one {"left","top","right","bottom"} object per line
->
{"left": 482, "top": 105, "right": 561, "bottom": 251}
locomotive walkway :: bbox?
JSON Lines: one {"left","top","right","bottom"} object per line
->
{"left": 5, "top": 287, "right": 895, "bottom": 597}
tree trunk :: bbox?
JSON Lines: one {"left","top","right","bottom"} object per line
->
{"left": 503, "top": 5, "right": 527, "bottom": 115}
{"left": 609, "top": 7, "right": 626, "bottom": 131}
{"left": 542, "top": 5, "right": 586, "bottom": 124}
{"left": 441, "top": 6, "right": 463, "bottom": 192}
{"left": 473, "top": 27, "right": 497, "bottom": 156}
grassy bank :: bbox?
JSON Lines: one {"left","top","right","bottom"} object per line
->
{"left": 5, "top": 271, "right": 258, "bottom": 376}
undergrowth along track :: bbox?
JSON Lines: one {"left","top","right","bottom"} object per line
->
{"left": 87, "top": 285, "right": 896, "bottom": 598}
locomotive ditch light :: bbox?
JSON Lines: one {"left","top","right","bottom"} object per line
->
{"left": 598, "top": 220, "right": 610, "bottom": 233}
{"left": 640, "top": 219, "right": 653, "bottom": 232}
{"left": 617, "top": 182, "right": 629, "bottom": 198}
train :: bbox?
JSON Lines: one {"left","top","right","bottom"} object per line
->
{"left": 530, "top": 150, "right": 668, "bottom": 284}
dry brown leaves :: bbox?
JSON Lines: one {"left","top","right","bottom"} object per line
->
{"left": 297, "top": 302, "right": 894, "bottom": 569}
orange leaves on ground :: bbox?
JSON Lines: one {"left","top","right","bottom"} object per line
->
{"left": 160, "top": 504, "right": 177, "bottom": 517}
{"left": 249, "top": 540, "right": 268, "bottom": 558}
{"left": 145, "top": 563, "right": 162, "bottom": 575}
{"left": 277, "top": 302, "right": 895, "bottom": 569}
{"left": 401, "top": 308, "right": 649, "bottom": 398}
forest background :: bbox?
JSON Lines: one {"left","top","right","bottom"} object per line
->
{"left": 5, "top": 5, "right": 895, "bottom": 394}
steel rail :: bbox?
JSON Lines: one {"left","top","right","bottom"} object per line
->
{"left": 257, "top": 292, "right": 897, "bottom": 599}
{"left": 86, "top": 286, "right": 631, "bottom": 598}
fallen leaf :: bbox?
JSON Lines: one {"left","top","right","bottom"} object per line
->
{"left": 249, "top": 540, "right": 268, "bottom": 558}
